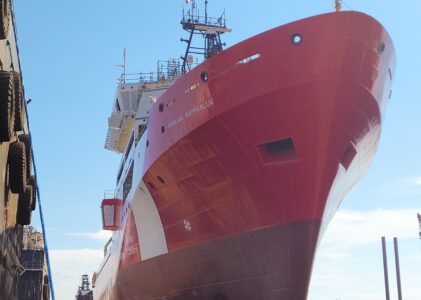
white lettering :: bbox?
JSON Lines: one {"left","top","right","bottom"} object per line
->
{"left": 167, "top": 98, "right": 214, "bottom": 129}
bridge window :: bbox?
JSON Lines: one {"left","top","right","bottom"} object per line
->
{"left": 123, "top": 163, "right": 134, "bottom": 201}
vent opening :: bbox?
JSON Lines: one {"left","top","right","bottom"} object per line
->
{"left": 257, "top": 137, "right": 297, "bottom": 164}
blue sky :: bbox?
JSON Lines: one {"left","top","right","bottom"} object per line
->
{"left": 13, "top": 0, "right": 421, "bottom": 299}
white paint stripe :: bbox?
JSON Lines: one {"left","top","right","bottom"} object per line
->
{"left": 131, "top": 181, "right": 168, "bottom": 260}
{"left": 128, "top": 129, "right": 168, "bottom": 260}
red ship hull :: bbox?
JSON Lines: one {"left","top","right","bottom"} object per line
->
{"left": 94, "top": 11, "right": 395, "bottom": 300}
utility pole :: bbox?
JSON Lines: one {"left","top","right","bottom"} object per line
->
{"left": 393, "top": 237, "right": 403, "bottom": 300}
{"left": 381, "top": 237, "right": 390, "bottom": 300}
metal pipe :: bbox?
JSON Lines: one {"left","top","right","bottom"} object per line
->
{"left": 382, "top": 237, "right": 390, "bottom": 300}
{"left": 393, "top": 237, "right": 403, "bottom": 300}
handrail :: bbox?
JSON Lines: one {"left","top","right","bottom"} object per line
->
{"left": 21, "top": 261, "right": 44, "bottom": 271}
{"left": 119, "top": 59, "right": 184, "bottom": 84}
{"left": 103, "top": 237, "right": 112, "bottom": 257}
{"left": 120, "top": 72, "right": 182, "bottom": 84}
{"left": 182, "top": 13, "right": 227, "bottom": 28}
{"left": 103, "top": 190, "right": 117, "bottom": 200}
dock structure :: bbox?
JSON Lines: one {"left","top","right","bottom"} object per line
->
{"left": 0, "top": 2, "right": 42, "bottom": 299}
{"left": 75, "top": 274, "right": 93, "bottom": 300}
{"left": 18, "top": 226, "right": 50, "bottom": 300}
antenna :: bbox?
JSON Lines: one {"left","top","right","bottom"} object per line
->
{"left": 335, "top": 0, "right": 342, "bottom": 12}
{"left": 205, "top": 0, "right": 208, "bottom": 23}
{"left": 180, "top": 0, "right": 231, "bottom": 73}
{"left": 117, "top": 48, "right": 126, "bottom": 83}
{"left": 123, "top": 48, "right": 126, "bottom": 82}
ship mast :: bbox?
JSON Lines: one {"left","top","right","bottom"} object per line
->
{"left": 180, "top": 0, "right": 231, "bottom": 73}
{"left": 335, "top": 0, "right": 342, "bottom": 12}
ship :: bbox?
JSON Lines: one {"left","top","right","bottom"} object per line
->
{"left": 0, "top": 0, "right": 40, "bottom": 298}
{"left": 93, "top": 2, "right": 396, "bottom": 299}
{"left": 75, "top": 274, "right": 93, "bottom": 300}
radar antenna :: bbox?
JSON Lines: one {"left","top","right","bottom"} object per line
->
{"left": 180, "top": 0, "right": 231, "bottom": 73}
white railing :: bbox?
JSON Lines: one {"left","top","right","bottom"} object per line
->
{"left": 103, "top": 190, "right": 117, "bottom": 200}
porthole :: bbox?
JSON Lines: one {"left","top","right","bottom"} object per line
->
{"left": 378, "top": 42, "right": 386, "bottom": 54}
{"left": 161, "top": 126, "right": 165, "bottom": 133}
{"left": 200, "top": 71, "right": 209, "bottom": 82}
{"left": 159, "top": 103, "right": 164, "bottom": 112}
{"left": 291, "top": 33, "right": 302, "bottom": 45}
{"left": 146, "top": 140, "right": 149, "bottom": 147}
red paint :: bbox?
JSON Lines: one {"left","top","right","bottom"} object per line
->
{"left": 101, "top": 199, "right": 122, "bottom": 231}
{"left": 142, "top": 11, "right": 395, "bottom": 252}
{"left": 119, "top": 209, "right": 141, "bottom": 269}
